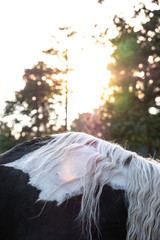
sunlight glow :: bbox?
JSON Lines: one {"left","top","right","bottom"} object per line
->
{"left": 149, "top": 107, "right": 159, "bottom": 115}
{"left": 0, "top": 0, "right": 153, "bottom": 129}
{"left": 65, "top": 40, "right": 112, "bottom": 124}
{"left": 43, "top": 31, "right": 113, "bottom": 126}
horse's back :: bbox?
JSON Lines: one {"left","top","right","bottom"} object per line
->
{"left": 99, "top": 185, "right": 127, "bottom": 239}
{"left": 0, "top": 133, "right": 128, "bottom": 240}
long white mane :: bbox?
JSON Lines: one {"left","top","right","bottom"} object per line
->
{"left": 4, "top": 132, "right": 160, "bottom": 240}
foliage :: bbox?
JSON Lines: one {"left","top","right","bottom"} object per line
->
{"left": 43, "top": 47, "right": 70, "bottom": 131}
{"left": 100, "top": 2, "right": 160, "bottom": 156}
{"left": 43, "top": 28, "right": 75, "bottom": 131}
{"left": 71, "top": 111, "right": 102, "bottom": 137}
{"left": 4, "top": 61, "right": 63, "bottom": 139}
{"left": 0, "top": 121, "right": 17, "bottom": 153}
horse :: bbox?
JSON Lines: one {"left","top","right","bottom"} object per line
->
{"left": 0, "top": 132, "right": 159, "bottom": 240}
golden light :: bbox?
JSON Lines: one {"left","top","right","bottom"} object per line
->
{"left": 32, "top": 96, "right": 36, "bottom": 101}
{"left": 110, "top": 97, "right": 115, "bottom": 103}
{"left": 43, "top": 28, "right": 114, "bottom": 128}
{"left": 0, "top": 0, "right": 120, "bottom": 131}
{"left": 64, "top": 37, "right": 112, "bottom": 124}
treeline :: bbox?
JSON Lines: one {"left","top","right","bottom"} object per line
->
{"left": 1, "top": 1, "right": 160, "bottom": 157}
{"left": 72, "top": 1, "right": 160, "bottom": 157}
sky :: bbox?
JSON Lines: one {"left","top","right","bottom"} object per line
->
{"left": 0, "top": 0, "right": 153, "bottom": 127}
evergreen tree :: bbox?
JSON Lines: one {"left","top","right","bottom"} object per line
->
{"left": 100, "top": 2, "right": 160, "bottom": 156}
{"left": 43, "top": 27, "right": 76, "bottom": 131}
{"left": 4, "top": 61, "right": 62, "bottom": 139}
{"left": 0, "top": 121, "right": 16, "bottom": 153}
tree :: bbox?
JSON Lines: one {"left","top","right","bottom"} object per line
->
{"left": 100, "top": 2, "right": 160, "bottom": 156}
{"left": 4, "top": 61, "right": 63, "bottom": 139}
{"left": 43, "top": 27, "right": 76, "bottom": 131}
{"left": 71, "top": 110, "right": 102, "bottom": 137}
{"left": 0, "top": 121, "right": 16, "bottom": 153}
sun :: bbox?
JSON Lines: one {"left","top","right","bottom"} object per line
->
{"left": 65, "top": 37, "right": 112, "bottom": 125}
{"left": 45, "top": 30, "right": 113, "bottom": 127}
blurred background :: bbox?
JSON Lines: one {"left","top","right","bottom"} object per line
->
{"left": 0, "top": 0, "right": 160, "bottom": 157}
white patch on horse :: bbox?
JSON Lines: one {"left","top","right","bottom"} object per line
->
{"left": 3, "top": 132, "right": 128, "bottom": 205}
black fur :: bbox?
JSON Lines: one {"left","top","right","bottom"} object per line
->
{"left": 0, "top": 136, "right": 54, "bottom": 164}
{"left": 0, "top": 165, "right": 127, "bottom": 240}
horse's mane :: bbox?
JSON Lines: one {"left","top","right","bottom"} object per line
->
{"left": 2, "top": 132, "right": 160, "bottom": 240}
{"left": 63, "top": 132, "right": 160, "bottom": 240}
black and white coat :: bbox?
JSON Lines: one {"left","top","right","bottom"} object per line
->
{"left": 0, "top": 132, "right": 159, "bottom": 240}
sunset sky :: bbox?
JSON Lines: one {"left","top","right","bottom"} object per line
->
{"left": 0, "top": 0, "right": 153, "bottom": 126}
